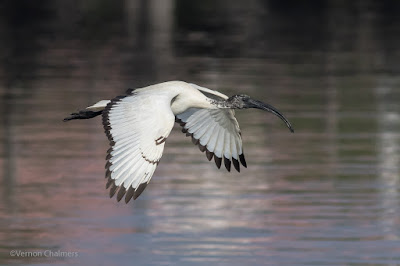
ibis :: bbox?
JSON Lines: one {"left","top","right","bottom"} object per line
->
{"left": 64, "top": 81, "right": 294, "bottom": 203}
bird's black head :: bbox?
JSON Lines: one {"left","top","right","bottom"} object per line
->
{"left": 227, "top": 94, "right": 294, "bottom": 133}
{"left": 227, "top": 94, "right": 252, "bottom": 109}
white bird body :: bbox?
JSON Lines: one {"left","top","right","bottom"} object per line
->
{"left": 64, "top": 81, "right": 293, "bottom": 203}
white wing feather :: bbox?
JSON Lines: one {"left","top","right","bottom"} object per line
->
{"left": 103, "top": 91, "right": 175, "bottom": 202}
{"left": 176, "top": 108, "right": 247, "bottom": 172}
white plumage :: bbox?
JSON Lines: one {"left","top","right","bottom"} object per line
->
{"left": 176, "top": 108, "right": 244, "bottom": 171}
{"left": 64, "top": 81, "right": 293, "bottom": 203}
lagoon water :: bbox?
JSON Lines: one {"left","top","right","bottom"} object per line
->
{"left": 0, "top": 1, "right": 400, "bottom": 265}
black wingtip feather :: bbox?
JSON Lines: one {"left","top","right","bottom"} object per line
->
{"left": 133, "top": 183, "right": 147, "bottom": 200}
{"left": 214, "top": 156, "right": 222, "bottom": 169}
{"left": 191, "top": 136, "right": 199, "bottom": 145}
{"left": 206, "top": 150, "right": 214, "bottom": 161}
{"left": 105, "top": 169, "right": 111, "bottom": 179}
{"left": 198, "top": 144, "right": 206, "bottom": 152}
{"left": 239, "top": 154, "right": 247, "bottom": 168}
{"left": 109, "top": 183, "right": 119, "bottom": 198}
{"left": 126, "top": 88, "right": 136, "bottom": 94}
{"left": 106, "top": 177, "right": 113, "bottom": 189}
{"left": 224, "top": 157, "right": 231, "bottom": 172}
{"left": 125, "top": 186, "right": 135, "bottom": 203}
{"left": 117, "top": 186, "right": 127, "bottom": 202}
{"left": 232, "top": 158, "right": 240, "bottom": 172}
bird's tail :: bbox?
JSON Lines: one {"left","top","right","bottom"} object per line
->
{"left": 63, "top": 110, "right": 103, "bottom": 121}
{"left": 63, "top": 99, "right": 110, "bottom": 122}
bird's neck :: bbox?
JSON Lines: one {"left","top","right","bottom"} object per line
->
{"left": 207, "top": 98, "right": 232, "bottom": 109}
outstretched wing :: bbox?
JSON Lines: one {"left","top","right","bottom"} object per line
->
{"left": 102, "top": 90, "right": 175, "bottom": 203}
{"left": 176, "top": 108, "right": 247, "bottom": 172}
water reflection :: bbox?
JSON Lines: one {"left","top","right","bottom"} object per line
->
{"left": 0, "top": 1, "right": 400, "bottom": 265}
{"left": 376, "top": 82, "right": 400, "bottom": 242}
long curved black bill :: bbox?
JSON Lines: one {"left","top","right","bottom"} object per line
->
{"left": 247, "top": 99, "right": 294, "bottom": 133}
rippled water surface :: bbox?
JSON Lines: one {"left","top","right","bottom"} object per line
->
{"left": 1, "top": 1, "right": 400, "bottom": 265}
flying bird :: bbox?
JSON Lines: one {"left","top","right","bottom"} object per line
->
{"left": 64, "top": 81, "right": 294, "bottom": 203}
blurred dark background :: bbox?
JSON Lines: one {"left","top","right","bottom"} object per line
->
{"left": 1, "top": 0, "right": 400, "bottom": 86}
{"left": 0, "top": 1, "right": 399, "bottom": 265}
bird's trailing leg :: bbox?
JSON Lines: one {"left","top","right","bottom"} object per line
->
{"left": 63, "top": 110, "right": 103, "bottom": 121}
